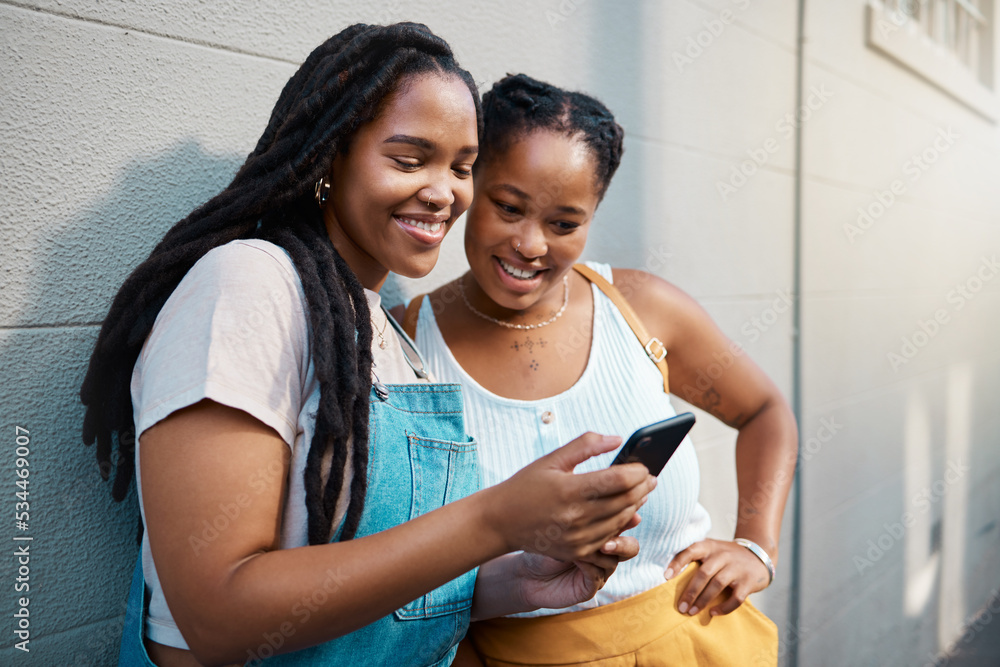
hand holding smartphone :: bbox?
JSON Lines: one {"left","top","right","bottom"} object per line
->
{"left": 610, "top": 413, "right": 695, "bottom": 476}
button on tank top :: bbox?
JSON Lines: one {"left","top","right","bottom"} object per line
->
{"left": 415, "top": 262, "right": 711, "bottom": 616}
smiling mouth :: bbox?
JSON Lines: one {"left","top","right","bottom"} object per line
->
{"left": 498, "top": 258, "right": 542, "bottom": 280}
{"left": 396, "top": 216, "right": 444, "bottom": 234}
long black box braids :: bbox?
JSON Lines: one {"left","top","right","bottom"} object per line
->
{"left": 80, "top": 22, "right": 483, "bottom": 545}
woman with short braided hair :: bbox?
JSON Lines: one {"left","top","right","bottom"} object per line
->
{"left": 408, "top": 74, "right": 797, "bottom": 665}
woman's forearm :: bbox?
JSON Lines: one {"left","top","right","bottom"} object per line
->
{"left": 175, "top": 488, "right": 510, "bottom": 665}
{"left": 143, "top": 405, "right": 652, "bottom": 666}
{"left": 732, "top": 398, "right": 798, "bottom": 562}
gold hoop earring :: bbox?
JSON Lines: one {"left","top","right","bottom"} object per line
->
{"left": 314, "top": 178, "right": 330, "bottom": 207}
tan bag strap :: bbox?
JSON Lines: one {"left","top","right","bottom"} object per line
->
{"left": 573, "top": 263, "right": 669, "bottom": 393}
{"left": 402, "top": 295, "right": 425, "bottom": 341}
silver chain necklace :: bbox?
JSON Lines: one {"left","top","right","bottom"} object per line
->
{"left": 458, "top": 274, "right": 570, "bottom": 330}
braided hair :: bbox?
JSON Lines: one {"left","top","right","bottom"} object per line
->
{"left": 80, "top": 22, "right": 482, "bottom": 545}
{"left": 478, "top": 73, "right": 624, "bottom": 199}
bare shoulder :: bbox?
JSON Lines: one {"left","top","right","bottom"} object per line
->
{"left": 426, "top": 279, "right": 462, "bottom": 315}
{"left": 387, "top": 285, "right": 442, "bottom": 324}
{"left": 610, "top": 268, "right": 693, "bottom": 307}
{"left": 609, "top": 268, "right": 709, "bottom": 346}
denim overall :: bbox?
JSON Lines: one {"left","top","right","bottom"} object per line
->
{"left": 119, "top": 377, "right": 479, "bottom": 666}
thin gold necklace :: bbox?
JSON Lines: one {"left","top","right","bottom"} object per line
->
{"left": 372, "top": 312, "right": 389, "bottom": 349}
{"left": 458, "top": 274, "right": 570, "bottom": 330}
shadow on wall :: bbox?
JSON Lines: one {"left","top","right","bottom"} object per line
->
{"left": 0, "top": 140, "right": 244, "bottom": 662}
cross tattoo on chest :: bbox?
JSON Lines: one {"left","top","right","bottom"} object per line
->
{"left": 510, "top": 336, "right": 547, "bottom": 353}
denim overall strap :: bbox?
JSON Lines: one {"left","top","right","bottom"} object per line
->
{"left": 118, "top": 555, "right": 155, "bottom": 666}
{"left": 118, "top": 383, "right": 478, "bottom": 667}
{"left": 261, "top": 383, "right": 478, "bottom": 666}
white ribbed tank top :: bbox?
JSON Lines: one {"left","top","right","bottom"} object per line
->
{"left": 415, "top": 262, "right": 711, "bottom": 616}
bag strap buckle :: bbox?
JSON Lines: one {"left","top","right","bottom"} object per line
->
{"left": 645, "top": 337, "right": 667, "bottom": 363}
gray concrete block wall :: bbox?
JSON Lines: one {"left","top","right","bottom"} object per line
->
{"left": 1, "top": 2, "right": 293, "bottom": 660}
{"left": 2, "top": 0, "right": 997, "bottom": 664}
{"left": 797, "top": 2, "right": 1000, "bottom": 666}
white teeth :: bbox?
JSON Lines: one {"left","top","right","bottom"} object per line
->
{"left": 414, "top": 220, "right": 443, "bottom": 232}
{"left": 499, "top": 258, "right": 540, "bottom": 280}
{"left": 398, "top": 217, "right": 443, "bottom": 233}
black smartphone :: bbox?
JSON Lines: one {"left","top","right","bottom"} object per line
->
{"left": 610, "top": 412, "right": 696, "bottom": 476}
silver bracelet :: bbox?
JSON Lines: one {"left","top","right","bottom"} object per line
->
{"left": 735, "top": 538, "right": 775, "bottom": 587}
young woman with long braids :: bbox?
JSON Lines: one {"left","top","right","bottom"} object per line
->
{"left": 81, "top": 27, "right": 656, "bottom": 666}
{"left": 403, "top": 74, "right": 799, "bottom": 665}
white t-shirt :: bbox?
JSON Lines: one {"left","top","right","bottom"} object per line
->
{"left": 131, "top": 238, "right": 423, "bottom": 649}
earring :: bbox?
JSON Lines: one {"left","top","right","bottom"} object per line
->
{"left": 314, "top": 177, "right": 330, "bottom": 206}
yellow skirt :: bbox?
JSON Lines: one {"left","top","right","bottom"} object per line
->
{"left": 461, "top": 562, "right": 778, "bottom": 666}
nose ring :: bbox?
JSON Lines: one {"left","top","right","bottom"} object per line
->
{"left": 424, "top": 193, "right": 434, "bottom": 207}
{"left": 516, "top": 242, "right": 521, "bottom": 254}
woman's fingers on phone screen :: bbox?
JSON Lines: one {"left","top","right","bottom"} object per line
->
{"left": 519, "top": 485, "right": 648, "bottom": 561}
{"left": 545, "top": 432, "right": 622, "bottom": 472}
{"left": 557, "top": 469, "right": 655, "bottom": 552}
{"left": 496, "top": 434, "right": 655, "bottom": 561}
{"left": 596, "top": 471, "right": 657, "bottom": 518}
{"left": 577, "top": 463, "right": 656, "bottom": 505}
